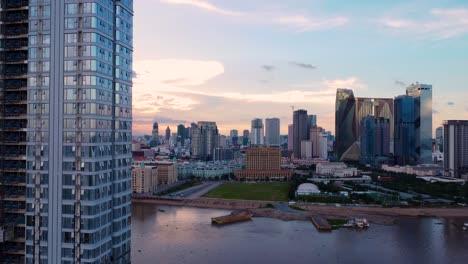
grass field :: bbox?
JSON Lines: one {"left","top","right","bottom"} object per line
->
{"left": 204, "top": 182, "right": 290, "bottom": 201}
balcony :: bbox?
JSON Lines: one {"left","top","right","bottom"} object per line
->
{"left": 3, "top": 119, "right": 27, "bottom": 130}
{"left": 1, "top": 25, "right": 28, "bottom": 37}
{"left": 4, "top": 79, "right": 27, "bottom": 89}
{"left": 1, "top": 38, "right": 27, "bottom": 50}
{"left": 1, "top": 0, "right": 29, "bottom": 10}
{"left": 1, "top": 50, "right": 28, "bottom": 62}
{"left": 1, "top": 10, "right": 28, "bottom": 23}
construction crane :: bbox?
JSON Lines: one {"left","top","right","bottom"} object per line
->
{"left": 290, "top": 106, "right": 296, "bottom": 112}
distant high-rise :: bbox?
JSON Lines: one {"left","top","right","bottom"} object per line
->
{"left": 265, "top": 118, "right": 280, "bottom": 147}
{"left": 355, "top": 97, "right": 394, "bottom": 152}
{"left": 435, "top": 126, "right": 443, "bottom": 152}
{"left": 406, "top": 83, "right": 433, "bottom": 164}
{"left": 165, "top": 126, "right": 171, "bottom": 141}
{"left": 230, "top": 129, "right": 239, "bottom": 146}
{"left": 293, "top": 110, "right": 308, "bottom": 159}
{"left": 335, "top": 89, "right": 357, "bottom": 160}
{"left": 394, "top": 95, "right": 416, "bottom": 165}
{"left": 360, "top": 116, "right": 390, "bottom": 165}
{"left": 308, "top": 115, "right": 317, "bottom": 128}
{"left": 443, "top": 120, "right": 468, "bottom": 179}
{"left": 242, "top": 129, "right": 249, "bottom": 146}
{"left": 310, "top": 126, "right": 324, "bottom": 158}
{"left": 191, "top": 122, "right": 219, "bottom": 160}
{"left": 152, "top": 122, "right": 159, "bottom": 145}
{"left": 288, "top": 124, "right": 293, "bottom": 151}
{"left": 177, "top": 124, "right": 186, "bottom": 145}
{"left": 250, "top": 118, "right": 264, "bottom": 146}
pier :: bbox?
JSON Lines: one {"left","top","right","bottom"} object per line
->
{"left": 310, "top": 216, "right": 332, "bottom": 231}
{"left": 211, "top": 212, "right": 253, "bottom": 225}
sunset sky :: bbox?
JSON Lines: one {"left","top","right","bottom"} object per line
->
{"left": 132, "top": 0, "right": 468, "bottom": 136}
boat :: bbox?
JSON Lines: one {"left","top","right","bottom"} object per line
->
{"left": 158, "top": 209, "right": 166, "bottom": 212}
{"left": 463, "top": 223, "right": 468, "bottom": 231}
{"left": 343, "top": 218, "right": 370, "bottom": 228}
{"left": 211, "top": 212, "right": 253, "bottom": 225}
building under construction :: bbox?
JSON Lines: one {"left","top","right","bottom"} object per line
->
{"left": 0, "top": 0, "right": 28, "bottom": 263}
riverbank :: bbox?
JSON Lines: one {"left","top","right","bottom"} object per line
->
{"left": 132, "top": 197, "right": 468, "bottom": 225}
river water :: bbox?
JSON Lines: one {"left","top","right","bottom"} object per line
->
{"left": 131, "top": 203, "right": 468, "bottom": 264}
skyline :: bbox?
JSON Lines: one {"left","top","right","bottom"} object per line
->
{"left": 132, "top": 0, "right": 468, "bottom": 135}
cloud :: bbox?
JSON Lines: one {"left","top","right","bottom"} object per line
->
{"left": 290, "top": 61, "right": 317, "bottom": 70}
{"left": 395, "top": 80, "right": 406, "bottom": 87}
{"left": 160, "top": 0, "right": 242, "bottom": 16}
{"left": 447, "top": 101, "right": 455, "bottom": 106}
{"left": 379, "top": 8, "right": 468, "bottom": 39}
{"left": 155, "top": 116, "right": 189, "bottom": 124}
{"left": 162, "top": 78, "right": 187, "bottom": 85}
{"left": 262, "top": 65, "right": 275, "bottom": 71}
{"left": 321, "top": 77, "right": 367, "bottom": 90}
{"left": 160, "top": 0, "right": 349, "bottom": 32}
{"left": 275, "top": 15, "right": 349, "bottom": 32}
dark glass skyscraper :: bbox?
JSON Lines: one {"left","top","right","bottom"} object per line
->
{"left": 0, "top": 1, "right": 29, "bottom": 262}
{"left": 293, "top": 109, "right": 308, "bottom": 159}
{"left": 394, "top": 95, "right": 416, "bottom": 165}
{"left": 360, "top": 116, "right": 390, "bottom": 165}
{"left": 335, "top": 89, "right": 357, "bottom": 160}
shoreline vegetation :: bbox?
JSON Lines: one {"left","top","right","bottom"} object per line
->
{"left": 132, "top": 197, "right": 468, "bottom": 225}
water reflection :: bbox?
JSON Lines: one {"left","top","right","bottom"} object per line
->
{"left": 132, "top": 204, "right": 468, "bottom": 264}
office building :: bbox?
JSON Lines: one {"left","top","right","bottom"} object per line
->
{"left": 310, "top": 126, "right": 325, "bottom": 158}
{"left": 131, "top": 165, "right": 158, "bottom": 194}
{"left": 287, "top": 124, "right": 293, "bottom": 151}
{"left": 318, "top": 132, "right": 329, "bottom": 160}
{"left": 0, "top": 1, "right": 28, "bottom": 262}
{"left": 360, "top": 116, "right": 390, "bottom": 165}
{"left": 156, "top": 161, "right": 178, "bottom": 185}
{"left": 250, "top": 118, "right": 264, "bottom": 146}
{"left": 406, "top": 83, "right": 433, "bottom": 164}
{"left": 21, "top": 1, "right": 133, "bottom": 263}
{"left": 265, "top": 118, "right": 280, "bottom": 147}
{"left": 213, "top": 148, "right": 235, "bottom": 161}
{"left": 151, "top": 122, "right": 159, "bottom": 146}
{"left": 191, "top": 122, "right": 219, "bottom": 161}
{"left": 355, "top": 97, "right": 394, "bottom": 152}
{"left": 435, "top": 126, "right": 443, "bottom": 152}
{"left": 293, "top": 110, "right": 308, "bottom": 159}
{"left": 235, "top": 147, "right": 292, "bottom": 181}
{"left": 443, "top": 120, "right": 468, "bottom": 179}
{"left": 335, "top": 89, "right": 357, "bottom": 161}
{"left": 177, "top": 124, "right": 186, "bottom": 146}
{"left": 394, "top": 95, "right": 416, "bottom": 165}
{"left": 165, "top": 126, "right": 171, "bottom": 141}
{"left": 300, "top": 140, "right": 313, "bottom": 159}
{"left": 308, "top": 115, "right": 317, "bottom": 128}
{"left": 230, "top": 129, "right": 239, "bottom": 146}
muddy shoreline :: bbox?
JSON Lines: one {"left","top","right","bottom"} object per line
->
{"left": 132, "top": 197, "right": 468, "bottom": 225}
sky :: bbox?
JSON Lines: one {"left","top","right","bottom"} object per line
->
{"left": 132, "top": 0, "right": 468, "bottom": 136}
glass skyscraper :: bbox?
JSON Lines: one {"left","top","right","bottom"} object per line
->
{"left": 443, "top": 120, "right": 468, "bottom": 179}
{"left": 265, "top": 118, "right": 280, "bottom": 147}
{"left": 406, "top": 83, "right": 432, "bottom": 164}
{"left": 394, "top": 95, "right": 416, "bottom": 165}
{"left": 293, "top": 109, "right": 308, "bottom": 159}
{"left": 24, "top": 1, "right": 133, "bottom": 263}
{"left": 335, "top": 89, "right": 357, "bottom": 161}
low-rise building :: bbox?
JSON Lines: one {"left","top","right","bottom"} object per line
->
{"left": 316, "top": 162, "right": 358, "bottom": 177}
{"left": 381, "top": 164, "right": 443, "bottom": 176}
{"left": 235, "top": 147, "right": 293, "bottom": 181}
{"left": 156, "top": 161, "right": 178, "bottom": 185}
{"left": 131, "top": 164, "right": 158, "bottom": 193}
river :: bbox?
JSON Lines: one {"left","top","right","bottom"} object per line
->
{"left": 131, "top": 203, "right": 468, "bottom": 264}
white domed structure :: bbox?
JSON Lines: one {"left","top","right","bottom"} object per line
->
{"left": 296, "top": 183, "right": 320, "bottom": 195}
{"left": 296, "top": 183, "right": 320, "bottom": 196}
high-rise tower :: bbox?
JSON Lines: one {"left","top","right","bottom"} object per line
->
{"left": 335, "top": 89, "right": 357, "bottom": 160}
{"left": 24, "top": 1, "right": 133, "bottom": 263}
{"left": 293, "top": 110, "right": 308, "bottom": 159}
{"left": 406, "top": 83, "right": 432, "bottom": 164}
{"left": 0, "top": 1, "right": 29, "bottom": 262}
{"left": 265, "top": 118, "right": 280, "bottom": 147}
{"left": 443, "top": 120, "right": 468, "bottom": 179}
{"left": 250, "top": 118, "right": 264, "bottom": 146}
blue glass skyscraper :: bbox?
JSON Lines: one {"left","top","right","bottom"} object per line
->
{"left": 394, "top": 95, "right": 416, "bottom": 165}
{"left": 25, "top": 1, "right": 133, "bottom": 263}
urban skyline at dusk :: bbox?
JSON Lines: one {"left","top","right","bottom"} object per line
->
{"left": 133, "top": 0, "right": 468, "bottom": 135}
